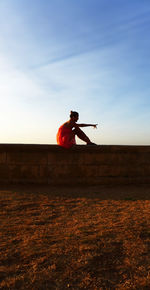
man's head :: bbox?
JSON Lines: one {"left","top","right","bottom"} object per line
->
{"left": 70, "top": 111, "right": 79, "bottom": 122}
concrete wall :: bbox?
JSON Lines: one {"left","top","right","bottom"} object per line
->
{"left": 0, "top": 144, "right": 150, "bottom": 185}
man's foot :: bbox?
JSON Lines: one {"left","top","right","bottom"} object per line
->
{"left": 86, "top": 142, "right": 97, "bottom": 146}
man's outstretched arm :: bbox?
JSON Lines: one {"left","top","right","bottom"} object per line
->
{"left": 77, "top": 123, "right": 98, "bottom": 128}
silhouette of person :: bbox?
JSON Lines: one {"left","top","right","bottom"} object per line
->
{"left": 56, "top": 111, "right": 98, "bottom": 148}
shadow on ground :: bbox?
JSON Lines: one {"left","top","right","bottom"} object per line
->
{"left": 0, "top": 184, "right": 150, "bottom": 200}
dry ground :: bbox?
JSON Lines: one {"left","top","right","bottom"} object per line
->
{"left": 0, "top": 184, "right": 150, "bottom": 289}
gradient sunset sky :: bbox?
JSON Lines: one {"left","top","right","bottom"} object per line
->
{"left": 0, "top": 0, "right": 150, "bottom": 145}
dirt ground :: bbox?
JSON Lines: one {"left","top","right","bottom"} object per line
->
{"left": 0, "top": 184, "right": 150, "bottom": 289}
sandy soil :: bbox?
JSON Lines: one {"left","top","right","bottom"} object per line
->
{"left": 0, "top": 184, "right": 150, "bottom": 289}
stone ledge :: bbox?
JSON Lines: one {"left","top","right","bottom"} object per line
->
{"left": 0, "top": 144, "right": 149, "bottom": 185}
{"left": 0, "top": 144, "right": 150, "bottom": 152}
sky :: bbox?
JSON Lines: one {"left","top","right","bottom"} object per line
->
{"left": 0, "top": 0, "right": 150, "bottom": 145}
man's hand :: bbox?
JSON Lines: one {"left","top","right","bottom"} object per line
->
{"left": 93, "top": 124, "right": 98, "bottom": 129}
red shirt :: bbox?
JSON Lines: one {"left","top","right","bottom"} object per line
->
{"left": 56, "top": 125, "right": 76, "bottom": 148}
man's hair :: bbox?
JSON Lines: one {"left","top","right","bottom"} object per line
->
{"left": 70, "top": 111, "right": 79, "bottom": 118}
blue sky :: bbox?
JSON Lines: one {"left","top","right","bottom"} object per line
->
{"left": 0, "top": 0, "right": 150, "bottom": 144}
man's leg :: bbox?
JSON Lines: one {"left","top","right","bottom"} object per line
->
{"left": 73, "top": 127, "right": 92, "bottom": 144}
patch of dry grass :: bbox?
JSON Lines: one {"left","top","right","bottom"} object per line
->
{"left": 0, "top": 185, "right": 150, "bottom": 289}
